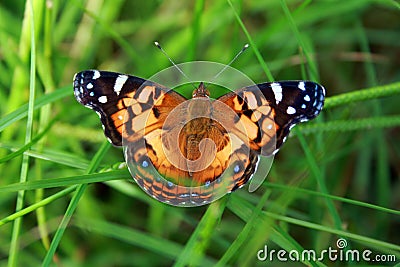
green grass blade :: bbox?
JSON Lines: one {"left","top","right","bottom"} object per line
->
{"left": 173, "top": 198, "right": 227, "bottom": 267}
{"left": 42, "top": 141, "right": 111, "bottom": 266}
{"left": 295, "top": 129, "right": 343, "bottom": 230}
{"left": 216, "top": 191, "right": 271, "bottom": 266}
{"left": 227, "top": 0, "right": 274, "bottom": 81}
{"left": 0, "top": 119, "right": 55, "bottom": 163}
{"left": 0, "top": 86, "right": 70, "bottom": 132}
{"left": 0, "top": 170, "right": 128, "bottom": 193}
{"left": 280, "top": 0, "right": 318, "bottom": 80}
{"left": 299, "top": 115, "right": 400, "bottom": 134}
{"left": 8, "top": 1, "right": 37, "bottom": 265}
{"left": 0, "top": 186, "right": 78, "bottom": 227}
{"left": 324, "top": 82, "right": 400, "bottom": 109}
{"left": 264, "top": 183, "right": 400, "bottom": 216}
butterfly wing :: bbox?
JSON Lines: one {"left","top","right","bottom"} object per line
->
{"left": 216, "top": 81, "right": 325, "bottom": 156}
{"left": 73, "top": 70, "right": 186, "bottom": 146}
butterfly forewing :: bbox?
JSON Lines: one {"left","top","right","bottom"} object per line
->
{"left": 74, "top": 70, "right": 147, "bottom": 146}
{"left": 122, "top": 83, "right": 187, "bottom": 143}
{"left": 217, "top": 81, "right": 325, "bottom": 156}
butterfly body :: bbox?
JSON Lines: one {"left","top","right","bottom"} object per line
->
{"left": 74, "top": 70, "right": 325, "bottom": 206}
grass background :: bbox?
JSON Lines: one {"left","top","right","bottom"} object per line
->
{"left": 1, "top": 0, "right": 400, "bottom": 266}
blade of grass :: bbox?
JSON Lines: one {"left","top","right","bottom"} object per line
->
{"left": 298, "top": 115, "right": 400, "bottom": 134}
{"left": 391, "top": 0, "right": 400, "bottom": 9}
{"left": 216, "top": 191, "right": 271, "bottom": 266}
{"left": 324, "top": 81, "right": 400, "bottom": 110}
{"left": 8, "top": 1, "right": 37, "bottom": 265}
{"left": 236, "top": 179, "right": 309, "bottom": 265}
{"left": 0, "top": 186, "right": 78, "bottom": 227}
{"left": 264, "top": 182, "right": 400, "bottom": 216}
{"left": 0, "top": 86, "right": 70, "bottom": 132}
{"left": 74, "top": 217, "right": 216, "bottom": 266}
{"left": 227, "top": 0, "right": 274, "bottom": 81}
{"left": 35, "top": 0, "right": 58, "bottom": 251}
{"left": 173, "top": 197, "right": 228, "bottom": 267}
{"left": 280, "top": 0, "right": 318, "bottom": 80}
{"left": 356, "top": 20, "right": 392, "bottom": 240}
{"left": 295, "top": 129, "right": 344, "bottom": 231}
{"left": 72, "top": 2, "right": 140, "bottom": 65}
{"left": 0, "top": 119, "right": 55, "bottom": 163}
{"left": 0, "top": 144, "right": 90, "bottom": 169}
{"left": 0, "top": 169, "right": 128, "bottom": 193}
{"left": 42, "top": 141, "right": 111, "bottom": 266}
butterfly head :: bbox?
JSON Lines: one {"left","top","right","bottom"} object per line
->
{"left": 192, "top": 82, "right": 210, "bottom": 98}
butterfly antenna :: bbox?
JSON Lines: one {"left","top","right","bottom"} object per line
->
{"left": 205, "top": 43, "right": 249, "bottom": 88}
{"left": 154, "top": 41, "right": 197, "bottom": 89}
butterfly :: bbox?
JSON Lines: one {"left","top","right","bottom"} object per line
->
{"left": 73, "top": 70, "right": 325, "bottom": 206}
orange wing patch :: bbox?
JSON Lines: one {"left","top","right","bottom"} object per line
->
{"left": 122, "top": 85, "right": 186, "bottom": 144}
{"left": 217, "top": 88, "right": 278, "bottom": 156}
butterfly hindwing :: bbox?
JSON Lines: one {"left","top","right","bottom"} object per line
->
{"left": 124, "top": 131, "right": 260, "bottom": 206}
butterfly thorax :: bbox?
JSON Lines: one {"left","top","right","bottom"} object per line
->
{"left": 192, "top": 82, "right": 210, "bottom": 98}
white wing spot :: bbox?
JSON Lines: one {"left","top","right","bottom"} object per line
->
{"left": 92, "top": 70, "right": 100, "bottom": 80}
{"left": 87, "top": 83, "right": 93, "bottom": 89}
{"left": 89, "top": 91, "right": 95, "bottom": 97}
{"left": 114, "top": 75, "right": 128, "bottom": 95}
{"left": 98, "top": 95, "right": 108, "bottom": 103}
{"left": 287, "top": 106, "right": 296, "bottom": 114}
{"left": 301, "top": 104, "right": 306, "bottom": 109}
{"left": 304, "top": 95, "right": 311, "bottom": 102}
{"left": 271, "top": 82, "right": 283, "bottom": 104}
{"left": 298, "top": 81, "right": 306, "bottom": 91}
